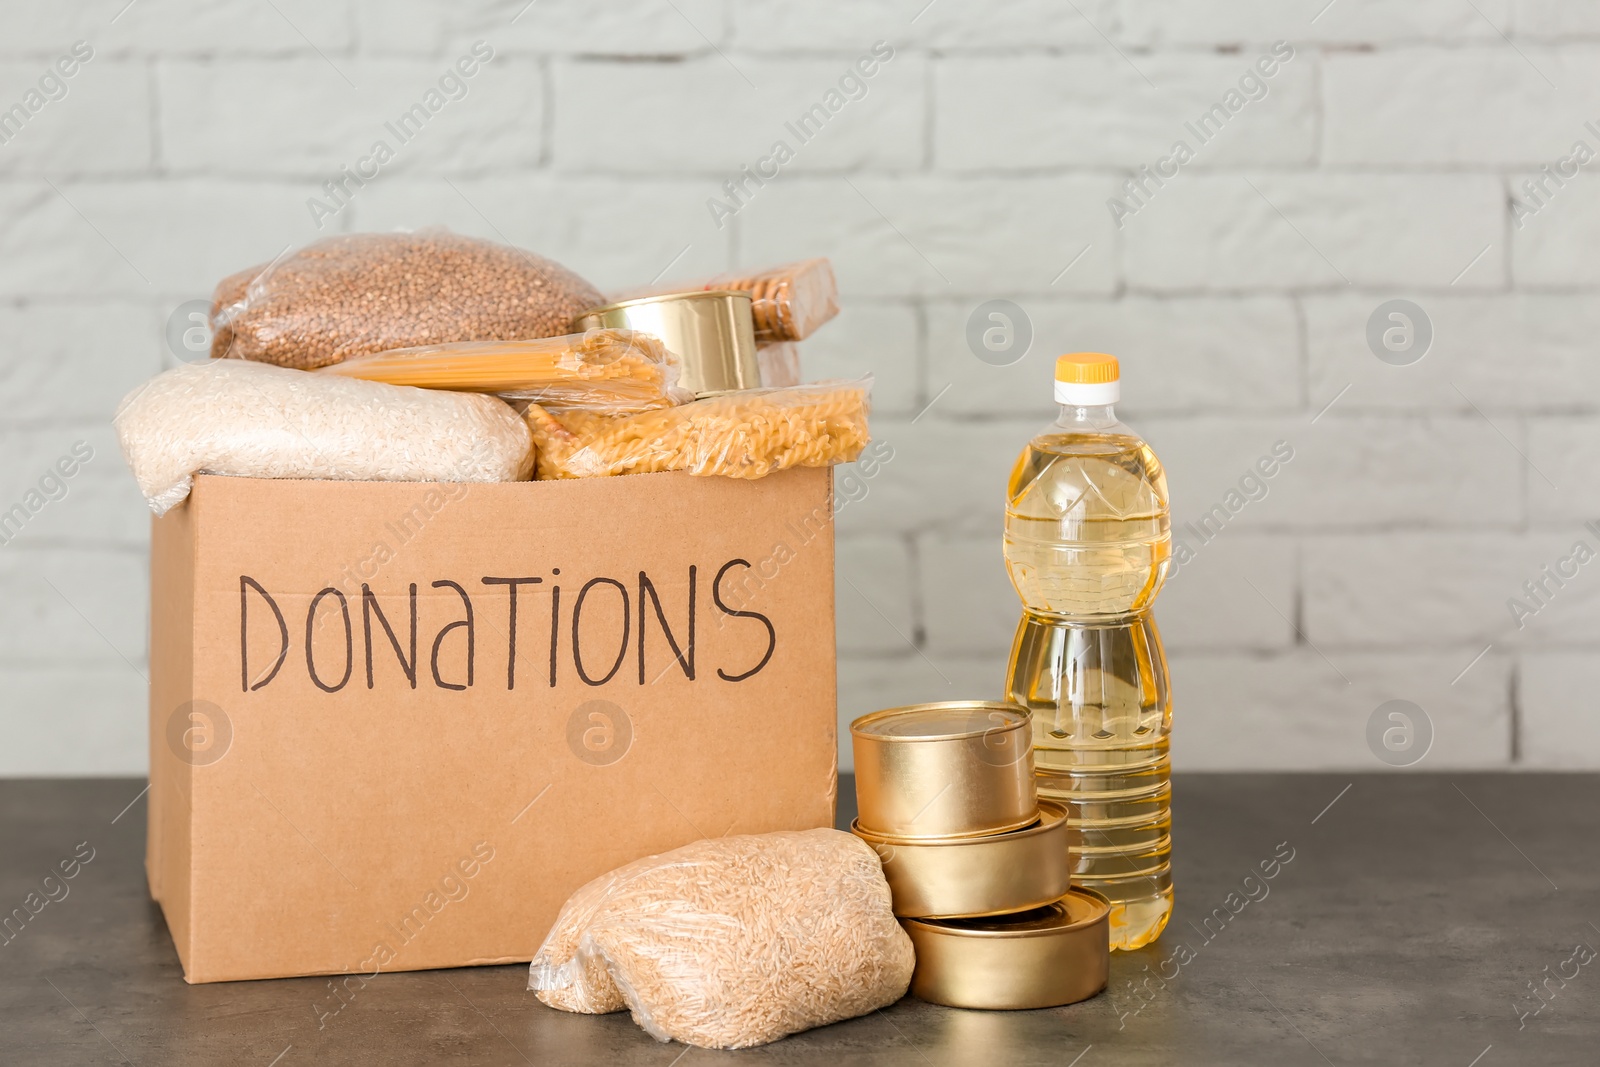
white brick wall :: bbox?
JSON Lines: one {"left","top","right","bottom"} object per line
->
{"left": 0, "top": 0, "right": 1594, "bottom": 775}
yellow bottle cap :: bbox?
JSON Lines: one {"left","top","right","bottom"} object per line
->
{"left": 1055, "top": 353, "right": 1120, "bottom": 385}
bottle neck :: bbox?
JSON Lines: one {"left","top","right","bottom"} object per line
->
{"left": 1056, "top": 402, "right": 1120, "bottom": 430}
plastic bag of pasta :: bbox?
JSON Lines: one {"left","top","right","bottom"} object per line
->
{"left": 529, "top": 829, "right": 914, "bottom": 1049}
{"left": 113, "top": 359, "right": 533, "bottom": 515}
{"left": 210, "top": 229, "right": 603, "bottom": 369}
{"left": 320, "top": 329, "right": 690, "bottom": 413}
{"left": 521, "top": 378, "right": 870, "bottom": 480}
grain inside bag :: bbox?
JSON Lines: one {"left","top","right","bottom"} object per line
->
{"left": 211, "top": 230, "right": 604, "bottom": 369}
{"left": 113, "top": 359, "right": 534, "bottom": 515}
{"left": 530, "top": 829, "right": 913, "bottom": 1048}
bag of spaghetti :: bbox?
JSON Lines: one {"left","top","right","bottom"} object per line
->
{"left": 520, "top": 378, "right": 870, "bottom": 481}
{"left": 320, "top": 329, "right": 689, "bottom": 414}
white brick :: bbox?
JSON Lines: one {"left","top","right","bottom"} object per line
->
{"left": 837, "top": 655, "right": 1004, "bottom": 771}
{"left": 1324, "top": 49, "right": 1577, "bottom": 166}
{"left": 1171, "top": 650, "right": 1512, "bottom": 770}
{"left": 935, "top": 52, "right": 1314, "bottom": 170}
{"left": 553, "top": 54, "right": 924, "bottom": 174}
{"left": 798, "top": 301, "right": 918, "bottom": 417}
{"left": 0, "top": 424, "right": 150, "bottom": 547}
{"left": 925, "top": 296, "right": 1300, "bottom": 418}
{"left": 1514, "top": 2, "right": 1600, "bottom": 38}
{"left": 356, "top": 0, "right": 722, "bottom": 56}
{"left": 1304, "top": 533, "right": 1600, "bottom": 647}
{"left": 921, "top": 533, "right": 1294, "bottom": 655}
{"left": 1511, "top": 165, "right": 1600, "bottom": 286}
{"left": 1520, "top": 653, "right": 1600, "bottom": 767}
{"left": 832, "top": 432, "right": 911, "bottom": 542}
{"left": 1120, "top": 175, "right": 1506, "bottom": 291}
{"left": 0, "top": 547, "right": 147, "bottom": 667}
{"left": 0, "top": 180, "right": 323, "bottom": 298}
{"left": 732, "top": 0, "right": 1110, "bottom": 49}
{"left": 159, "top": 57, "right": 541, "bottom": 175}
{"left": 0, "top": 0, "right": 352, "bottom": 55}
{"left": 0, "top": 301, "right": 162, "bottom": 423}
{"left": 1529, "top": 418, "right": 1600, "bottom": 521}
{"left": 839, "top": 416, "right": 1033, "bottom": 535}
{"left": 1306, "top": 294, "right": 1600, "bottom": 413}
{"left": 842, "top": 413, "right": 1521, "bottom": 538}
{"left": 1146, "top": 415, "right": 1522, "bottom": 531}
{"left": 918, "top": 535, "right": 1015, "bottom": 656}
{"left": 739, "top": 176, "right": 1118, "bottom": 298}
{"left": 0, "top": 60, "right": 150, "bottom": 173}
{"left": 0, "top": 664, "right": 147, "bottom": 775}
{"left": 855, "top": 647, "right": 1513, "bottom": 772}
{"left": 836, "top": 536, "right": 916, "bottom": 657}
{"left": 1115, "top": 0, "right": 1511, "bottom": 45}
{"left": 349, "top": 175, "right": 729, "bottom": 294}
{"left": 1162, "top": 535, "right": 1296, "bottom": 651}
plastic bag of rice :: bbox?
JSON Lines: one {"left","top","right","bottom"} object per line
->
{"left": 211, "top": 229, "right": 604, "bottom": 369}
{"left": 114, "top": 359, "right": 533, "bottom": 515}
{"left": 529, "top": 829, "right": 914, "bottom": 1049}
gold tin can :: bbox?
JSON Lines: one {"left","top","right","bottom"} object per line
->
{"left": 902, "top": 888, "right": 1111, "bottom": 1010}
{"left": 573, "top": 290, "right": 760, "bottom": 397}
{"left": 850, "top": 701, "right": 1037, "bottom": 841}
{"left": 852, "top": 800, "right": 1072, "bottom": 919}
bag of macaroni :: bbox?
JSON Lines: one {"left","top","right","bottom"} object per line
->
{"left": 146, "top": 466, "right": 840, "bottom": 982}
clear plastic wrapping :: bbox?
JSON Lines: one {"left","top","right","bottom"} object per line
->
{"left": 521, "top": 378, "right": 870, "bottom": 480}
{"left": 211, "top": 229, "right": 603, "bottom": 369}
{"left": 615, "top": 258, "right": 838, "bottom": 343}
{"left": 113, "top": 359, "right": 533, "bottom": 515}
{"left": 756, "top": 341, "right": 802, "bottom": 389}
{"left": 529, "top": 829, "right": 914, "bottom": 1050}
{"left": 319, "top": 329, "right": 689, "bottom": 413}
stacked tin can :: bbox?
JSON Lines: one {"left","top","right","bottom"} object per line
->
{"left": 850, "top": 701, "right": 1110, "bottom": 1010}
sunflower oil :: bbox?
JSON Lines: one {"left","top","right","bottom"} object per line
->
{"left": 1003, "top": 353, "right": 1173, "bottom": 950}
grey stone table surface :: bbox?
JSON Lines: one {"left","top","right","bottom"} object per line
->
{"left": 2, "top": 773, "right": 1595, "bottom": 1066}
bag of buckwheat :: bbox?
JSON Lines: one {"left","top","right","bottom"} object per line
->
{"left": 210, "top": 229, "right": 604, "bottom": 369}
{"left": 529, "top": 829, "right": 914, "bottom": 1049}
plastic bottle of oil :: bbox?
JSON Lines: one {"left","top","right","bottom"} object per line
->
{"left": 1003, "top": 353, "right": 1172, "bottom": 950}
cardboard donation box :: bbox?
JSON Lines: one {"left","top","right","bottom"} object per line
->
{"left": 147, "top": 467, "right": 838, "bottom": 984}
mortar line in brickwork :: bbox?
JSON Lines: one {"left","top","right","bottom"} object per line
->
{"left": 1498, "top": 175, "right": 1516, "bottom": 290}
{"left": 1109, "top": 189, "right": 1125, "bottom": 298}
{"left": 539, "top": 56, "right": 554, "bottom": 169}
{"left": 343, "top": 0, "right": 359, "bottom": 53}
{"left": 904, "top": 531, "right": 927, "bottom": 650}
{"left": 912, "top": 298, "right": 929, "bottom": 412}
{"left": 1309, "top": 52, "right": 1323, "bottom": 168}
{"left": 1291, "top": 294, "right": 1309, "bottom": 411}
{"left": 145, "top": 59, "right": 161, "bottom": 172}
{"left": 1119, "top": 286, "right": 1524, "bottom": 300}
{"left": 891, "top": 164, "right": 1537, "bottom": 176}
{"left": 1291, "top": 541, "right": 1305, "bottom": 650}
{"left": 1504, "top": 659, "right": 1522, "bottom": 763}
{"left": 1523, "top": 416, "right": 1536, "bottom": 534}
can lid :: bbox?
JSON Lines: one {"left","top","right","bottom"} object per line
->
{"left": 914, "top": 887, "right": 1110, "bottom": 938}
{"left": 851, "top": 701, "right": 1028, "bottom": 742}
{"left": 849, "top": 799, "right": 1066, "bottom": 849}
{"left": 574, "top": 289, "right": 750, "bottom": 319}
